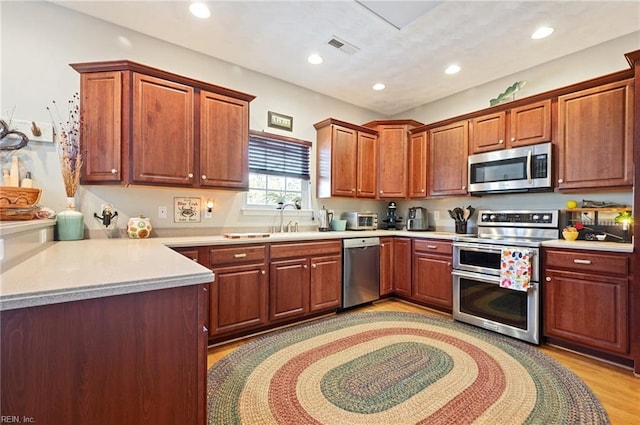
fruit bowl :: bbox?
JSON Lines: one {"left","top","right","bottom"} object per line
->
{"left": 562, "top": 231, "right": 579, "bottom": 241}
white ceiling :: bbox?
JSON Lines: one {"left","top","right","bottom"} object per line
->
{"left": 53, "top": 1, "right": 640, "bottom": 116}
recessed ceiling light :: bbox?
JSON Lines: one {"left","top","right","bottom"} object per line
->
{"left": 372, "top": 83, "right": 386, "bottom": 91}
{"left": 189, "top": 2, "right": 211, "bottom": 19}
{"left": 531, "top": 26, "right": 554, "bottom": 39}
{"left": 445, "top": 64, "right": 461, "bottom": 75}
{"left": 307, "top": 54, "right": 323, "bottom": 65}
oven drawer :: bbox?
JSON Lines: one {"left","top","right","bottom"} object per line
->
{"left": 545, "top": 249, "right": 628, "bottom": 276}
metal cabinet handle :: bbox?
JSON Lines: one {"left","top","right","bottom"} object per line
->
{"left": 303, "top": 264, "right": 308, "bottom": 269}
{"left": 499, "top": 139, "right": 504, "bottom": 144}
{"left": 261, "top": 270, "right": 266, "bottom": 275}
{"left": 111, "top": 168, "right": 118, "bottom": 174}
{"left": 202, "top": 175, "right": 207, "bottom": 180}
{"left": 203, "top": 326, "right": 208, "bottom": 333}
{"left": 188, "top": 173, "right": 194, "bottom": 179}
{"left": 447, "top": 262, "right": 451, "bottom": 267}
{"left": 234, "top": 253, "right": 247, "bottom": 258}
{"left": 311, "top": 263, "right": 317, "bottom": 268}
{"left": 573, "top": 259, "right": 592, "bottom": 265}
{"left": 546, "top": 277, "right": 551, "bottom": 282}
{"left": 427, "top": 245, "right": 438, "bottom": 249}
{"left": 558, "top": 178, "right": 563, "bottom": 184}
{"left": 511, "top": 137, "right": 515, "bottom": 142}
{"left": 379, "top": 190, "right": 383, "bottom": 194}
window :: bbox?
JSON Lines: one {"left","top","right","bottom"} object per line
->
{"left": 246, "top": 131, "right": 311, "bottom": 209}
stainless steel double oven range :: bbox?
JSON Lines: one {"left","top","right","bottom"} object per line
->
{"left": 452, "top": 210, "right": 560, "bottom": 344}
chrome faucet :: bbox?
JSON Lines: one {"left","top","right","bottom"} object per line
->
{"left": 279, "top": 203, "right": 297, "bottom": 232}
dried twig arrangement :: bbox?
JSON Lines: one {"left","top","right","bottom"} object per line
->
{"left": 48, "top": 93, "right": 82, "bottom": 197}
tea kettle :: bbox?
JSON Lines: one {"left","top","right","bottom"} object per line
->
{"left": 316, "top": 205, "right": 333, "bottom": 232}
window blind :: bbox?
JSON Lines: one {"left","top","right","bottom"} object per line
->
{"left": 249, "top": 133, "right": 310, "bottom": 180}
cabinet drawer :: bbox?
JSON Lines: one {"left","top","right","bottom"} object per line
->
{"left": 209, "top": 244, "right": 267, "bottom": 266}
{"left": 545, "top": 249, "right": 628, "bottom": 275}
{"left": 413, "top": 239, "right": 452, "bottom": 255}
{"left": 270, "top": 240, "right": 342, "bottom": 260}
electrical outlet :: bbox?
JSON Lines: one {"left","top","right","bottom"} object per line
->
{"left": 433, "top": 211, "right": 440, "bottom": 220}
{"left": 204, "top": 211, "right": 212, "bottom": 219}
{"left": 158, "top": 206, "right": 168, "bottom": 219}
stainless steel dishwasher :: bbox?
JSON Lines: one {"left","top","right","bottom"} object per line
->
{"left": 342, "top": 237, "right": 380, "bottom": 308}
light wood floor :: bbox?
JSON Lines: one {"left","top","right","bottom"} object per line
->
{"left": 207, "top": 299, "right": 640, "bottom": 424}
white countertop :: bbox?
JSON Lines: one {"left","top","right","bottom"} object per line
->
{"left": 1, "top": 227, "right": 633, "bottom": 311}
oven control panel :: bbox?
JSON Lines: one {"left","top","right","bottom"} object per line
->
{"left": 478, "top": 210, "right": 559, "bottom": 227}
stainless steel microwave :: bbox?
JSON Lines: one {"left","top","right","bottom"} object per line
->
{"left": 468, "top": 142, "right": 552, "bottom": 194}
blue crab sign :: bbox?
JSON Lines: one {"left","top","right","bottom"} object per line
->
{"left": 174, "top": 197, "right": 201, "bottom": 223}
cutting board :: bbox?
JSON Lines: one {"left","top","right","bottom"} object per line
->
{"left": 223, "top": 232, "right": 271, "bottom": 239}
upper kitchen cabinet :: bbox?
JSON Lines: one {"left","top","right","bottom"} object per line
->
{"left": 71, "top": 60, "right": 255, "bottom": 190}
{"left": 428, "top": 120, "right": 469, "bottom": 196}
{"left": 408, "top": 130, "right": 428, "bottom": 198}
{"left": 362, "top": 120, "right": 423, "bottom": 199}
{"left": 314, "top": 118, "right": 378, "bottom": 198}
{"left": 469, "top": 100, "right": 551, "bottom": 154}
{"left": 557, "top": 79, "right": 633, "bottom": 191}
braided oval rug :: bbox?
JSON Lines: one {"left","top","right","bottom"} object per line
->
{"left": 207, "top": 311, "right": 609, "bottom": 425}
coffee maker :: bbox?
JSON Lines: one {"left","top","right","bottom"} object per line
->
{"left": 406, "top": 207, "right": 430, "bottom": 231}
{"left": 382, "top": 201, "right": 403, "bottom": 230}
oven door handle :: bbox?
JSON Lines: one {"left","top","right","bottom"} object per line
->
{"left": 452, "top": 269, "right": 538, "bottom": 290}
{"left": 452, "top": 269, "right": 500, "bottom": 285}
{"left": 453, "top": 242, "right": 504, "bottom": 254}
{"left": 526, "top": 149, "right": 532, "bottom": 183}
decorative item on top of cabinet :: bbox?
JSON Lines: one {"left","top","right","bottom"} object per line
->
{"left": 362, "top": 120, "right": 423, "bottom": 199}
{"left": 543, "top": 248, "right": 630, "bottom": 357}
{"left": 427, "top": 120, "right": 468, "bottom": 196}
{"left": 557, "top": 79, "right": 633, "bottom": 191}
{"left": 71, "top": 60, "right": 255, "bottom": 189}
{"left": 314, "top": 118, "right": 377, "bottom": 198}
{"left": 469, "top": 99, "right": 551, "bottom": 154}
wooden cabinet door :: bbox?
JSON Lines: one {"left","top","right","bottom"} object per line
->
{"left": 80, "top": 71, "right": 123, "bottom": 183}
{"left": 412, "top": 253, "right": 453, "bottom": 309}
{"left": 408, "top": 130, "right": 428, "bottom": 198}
{"left": 332, "top": 125, "right": 358, "bottom": 197}
{"left": 132, "top": 73, "right": 195, "bottom": 185}
{"left": 557, "top": 79, "right": 633, "bottom": 190}
{"left": 356, "top": 131, "right": 377, "bottom": 198}
{"left": 377, "top": 125, "right": 408, "bottom": 198}
{"left": 210, "top": 263, "right": 268, "bottom": 336}
{"left": 309, "top": 254, "right": 342, "bottom": 312}
{"left": 379, "top": 238, "right": 394, "bottom": 296}
{"left": 270, "top": 258, "right": 310, "bottom": 322}
{"left": 200, "top": 90, "right": 249, "bottom": 189}
{"left": 544, "top": 269, "right": 628, "bottom": 355}
{"left": 509, "top": 99, "right": 551, "bottom": 147}
{"left": 429, "top": 121, "right": 469, "bottom": 196}
{"left": 470, "top": 111, "right": 506, "bottom": 153}
{"left": 393, "top": 238, "right": 412, "bottom": 296}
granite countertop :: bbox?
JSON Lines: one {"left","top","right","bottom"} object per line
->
{"left": 1, "top": 227, "right": 633, "bottom": 311}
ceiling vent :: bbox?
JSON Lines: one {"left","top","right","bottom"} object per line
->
{"left": 327, "top": 36, "right": 360, "bottom": 55}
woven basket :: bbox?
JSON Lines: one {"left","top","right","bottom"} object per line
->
{"left": 0, "top": 186, "right": 42, "bottom": 221}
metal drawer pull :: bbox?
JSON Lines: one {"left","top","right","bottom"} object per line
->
{"left": 573, "top": 259, "right": 592, "bottom": 265}
{"left": 234, "top": 253, "right": 247, "bottom": 258}
{"left": 261, "top": 270, "right": 266, "bottom": 275}
{"left": 311, "top": 263, "right": 317, "bottom": 268}
{"left": 427, "top": 245, "right": 438, "bottom": 249}
{"left": 203, "top": 326, "right": 208, "bottom": 333}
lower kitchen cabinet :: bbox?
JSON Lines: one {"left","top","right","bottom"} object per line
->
{"left": 412, "top": 239, "right": 453, "bottom": 311}
{"left": 543, "top": 248, "right": 630, "bottom": 356}
{"left": 393, "top": 238, "right": 412, "bottom": 297}
{"left": 270, "top": 240, "right": 342, "bottom": 323}
{"left": 206, "top": 244, "right": 269, "bottom": 337}
{"left": 379, "top": 237, "right": 394, "bottom": 296}
{"left": 1, "top": 284, "right": 208, "bottom": 425}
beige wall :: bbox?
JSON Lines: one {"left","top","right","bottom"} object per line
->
{"left": 1, "top": 2, "right": 635, "bottom": 235}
